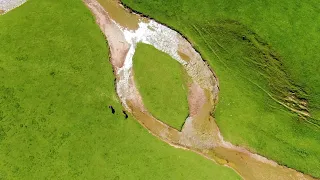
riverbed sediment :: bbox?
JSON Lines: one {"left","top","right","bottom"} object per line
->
{"left": 0, "top": 0, "right": 26, "bottom": 14}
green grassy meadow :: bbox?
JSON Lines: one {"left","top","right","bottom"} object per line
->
{"left": 0, "top": 0, "right": 242, "bottom": 179}
{"left": 133, "top": 43, "right": 189, "bottom": 130}
{"left": 122, "top": 0, "right": 320, "bottom": 177}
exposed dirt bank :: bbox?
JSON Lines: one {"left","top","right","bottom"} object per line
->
{"left": 83, "top": 0, "right": 317, "bottom": 179}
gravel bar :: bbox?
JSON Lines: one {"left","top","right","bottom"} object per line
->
{"left": 0, "top": 0, "right": 27, "bottom": 14}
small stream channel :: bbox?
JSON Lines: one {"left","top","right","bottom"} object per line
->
{"left": 83, "top": 0, "right": 317, "bottom": 179}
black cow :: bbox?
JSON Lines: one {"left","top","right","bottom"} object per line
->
{"left": 123, "top": 110, "right": 128, "bottom": 119}
{"left": 108, "top": 105, "right": 115, "bottom": 114}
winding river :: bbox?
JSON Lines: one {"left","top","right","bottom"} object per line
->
{"left": 84, "top": 0, "right": 320, "bottom": 180}
{"left": 82, "top": 0, "right": 317, "bottom": 179}
{"left": 2, "top": 0, "right": 315, "bottom": 179}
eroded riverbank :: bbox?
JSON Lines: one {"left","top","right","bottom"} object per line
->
{"left": 83, "top": 0, "right": 317, "bottom": 179}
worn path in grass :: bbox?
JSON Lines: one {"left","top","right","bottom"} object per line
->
{"left": 83, "top": 0, "right": 318, "bottom": 179}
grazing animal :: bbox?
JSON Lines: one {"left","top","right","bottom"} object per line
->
{"left": 123, "top": 110, "right": 128, "bottom": 119}
{"left": 108, "top": 105, "right": 115, "bottom": 114}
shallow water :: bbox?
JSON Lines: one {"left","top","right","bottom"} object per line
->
{"left": 96, "top": 0, "right": 140, "bottom": 30}
{"left": 178, "top": 51, "right": 191, "bottom": 61}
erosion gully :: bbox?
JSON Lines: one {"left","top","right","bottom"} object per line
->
{"left": 83, "top": 0, "right": 316, "bottom": 179}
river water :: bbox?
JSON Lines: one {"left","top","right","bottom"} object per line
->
{"left": 84, "top": 0, "right": 316, "bottom": 179}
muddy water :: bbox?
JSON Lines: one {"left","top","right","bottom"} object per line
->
{"left": 96, "top": 0, "right": 141, "bottom": 29}
{"left": 178, "top": 51, "right": 191, "bottom": 61}
{"left": 83, "top": 0, "right": 317, "bottom": 179}
{"left": 210, "top": 147, "right": 312, "bottom": 180}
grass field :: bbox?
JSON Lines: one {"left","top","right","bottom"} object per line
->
{"left": 133, "top": 43, "right": 189, "bottom": 130}
{"left": 0, "top": 0, "right": 241, "bottom": 179}
{"left": 122, "top": 0, "right": 320, "bottom": 177}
